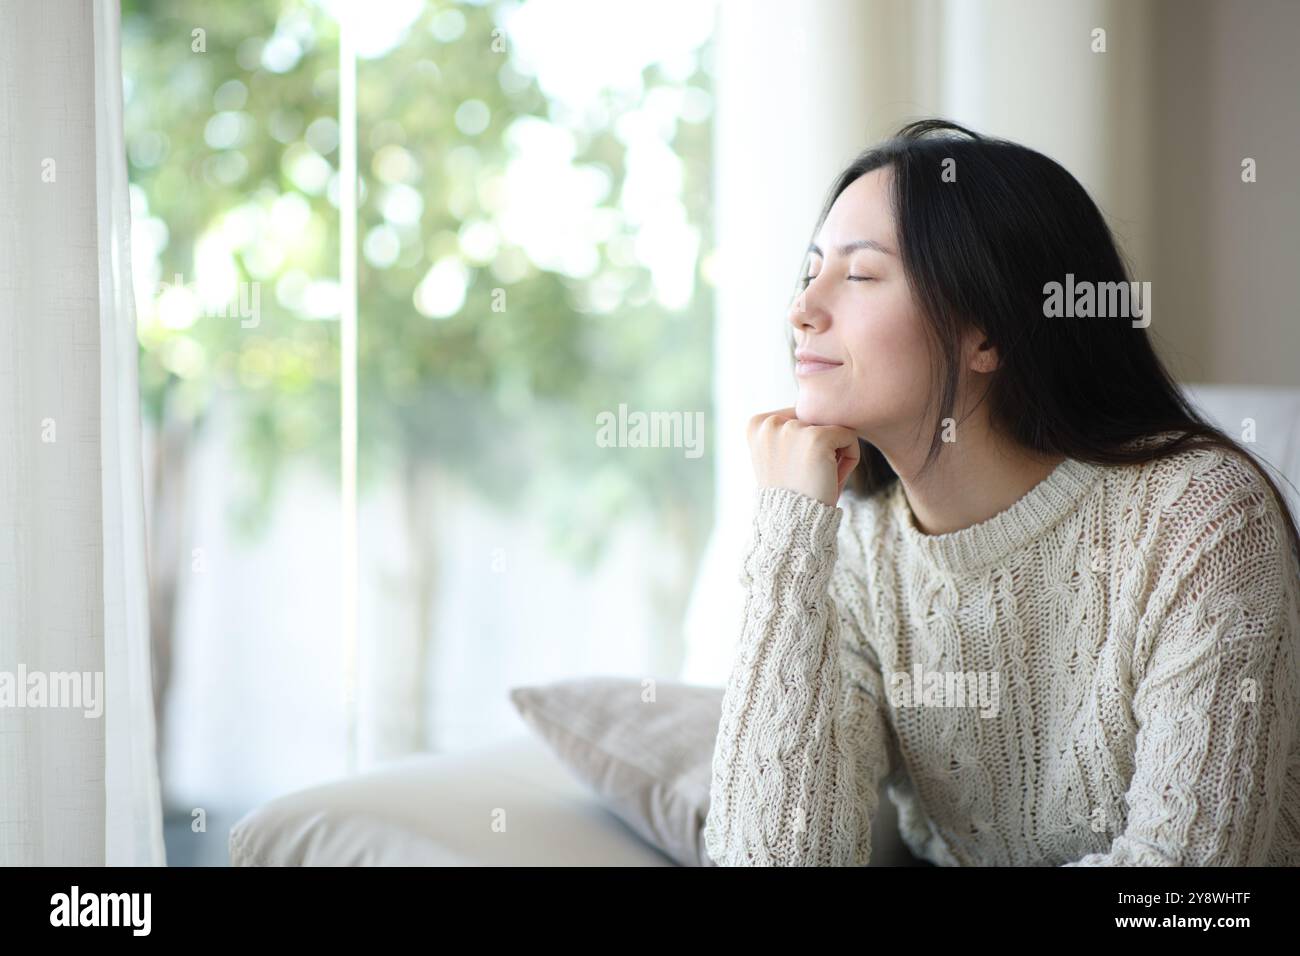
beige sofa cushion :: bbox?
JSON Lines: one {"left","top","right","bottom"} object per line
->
{"left": 509, "top": 677, "right": 722, "bottom": 867}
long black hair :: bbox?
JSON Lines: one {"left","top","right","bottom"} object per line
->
{"left": 796, "top": 118, "right": 1300, "bottom": 566}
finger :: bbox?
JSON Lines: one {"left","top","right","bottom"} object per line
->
{"left": 815, "top": 428, "right": 860, "bottom": 487}
{"left": 747, "top": 407, "right": 799, "bottom": 438}
{"left": 808, "top": 423, "right": 861, "bottom": 454}
{"left": 839, "top": 435, "right": 862, "bottom": 468}
{"left": 836, "top": 443, "right": 861, "bottom": 488}
{"left": 755, "top": 406, "right": 797, "bottom": 424}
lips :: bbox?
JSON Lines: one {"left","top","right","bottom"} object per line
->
{"left": 795, "top": 349, "right": 843, "bottom": 376}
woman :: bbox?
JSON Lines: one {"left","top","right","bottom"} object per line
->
{"left": 702, "top": 119, "right": 1300, "bottom": 866}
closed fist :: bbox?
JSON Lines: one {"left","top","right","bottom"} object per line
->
{"left": 746, "top": 407, "right": 861, "bottom": 507}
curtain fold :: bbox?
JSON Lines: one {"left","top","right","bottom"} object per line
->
{"left": 95, "top": 0, "right": 166, "bottom": 867}
{"left": 0, "top": 0, "right": 164, "bottom": 866}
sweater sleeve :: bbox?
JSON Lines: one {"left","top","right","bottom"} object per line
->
{"left": 702, "top": 485, "right": 897, "bottom": 866}
{"left": 1062, "top": 486, "right": 1300, "bottom": 866}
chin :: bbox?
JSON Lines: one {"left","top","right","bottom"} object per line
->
{"left": 794, "top": 393, "right": 845, "bottom": 427}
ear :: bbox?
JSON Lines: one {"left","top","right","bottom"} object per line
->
{"left": 966, "top": 333, "right": 999, "bottom": 374}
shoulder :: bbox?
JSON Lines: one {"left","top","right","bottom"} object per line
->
{"left": 1120, "top": 440, "right": 1300, "bottom": 635}
{"left": 1125, "top": 440, "right": 1292, "bottom": 566}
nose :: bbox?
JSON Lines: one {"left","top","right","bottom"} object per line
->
{"left": 788, "top": 277, "right": 829, "bottom": 335}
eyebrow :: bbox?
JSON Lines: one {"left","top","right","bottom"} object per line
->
{"left": 807, "top": 239, "right": 896, "bottom": 257}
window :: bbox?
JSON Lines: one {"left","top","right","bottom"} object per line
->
{"left": 123, "top": 0, "right": 716, "bottom": 865}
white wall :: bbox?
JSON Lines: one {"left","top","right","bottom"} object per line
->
{"left": 1148, "top": 0, "right": 1300, "bottom": 387}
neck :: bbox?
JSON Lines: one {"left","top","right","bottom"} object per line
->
{"left": 877, "top": 418, "right": 1066, "bottom": 536}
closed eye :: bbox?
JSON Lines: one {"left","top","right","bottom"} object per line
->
{"left": 798, "top": 275, "right": 875, "bottom": 286}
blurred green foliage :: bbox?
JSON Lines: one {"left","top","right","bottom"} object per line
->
{"left": 122, "top": 0, "right": 714, "bottom": 569}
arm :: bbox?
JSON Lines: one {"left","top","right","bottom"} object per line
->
{"left": 1063, "top": 487, "right": 1300, "bottom": 866}
{"left": 703, "top": 486, "right": 897, "bottom": 866}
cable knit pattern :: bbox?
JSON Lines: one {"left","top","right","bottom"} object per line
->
{"left": 703, "top": 444, "right": 1300, "bottom": 866}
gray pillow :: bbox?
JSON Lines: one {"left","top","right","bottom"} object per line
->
{"left": 508, "top": 677, "right": 721, "bottom": 867}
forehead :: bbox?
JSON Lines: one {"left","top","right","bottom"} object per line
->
{"left": 815, "top": 167, "right": 895, "bottom": 248}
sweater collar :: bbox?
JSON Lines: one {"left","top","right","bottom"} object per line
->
{"left": 888, "top": 457, "right": 1104, "bottom": 573}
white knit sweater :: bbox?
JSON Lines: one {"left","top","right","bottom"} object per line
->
{"left": 703, "top": 443, "right": 1300, "bottom": 866}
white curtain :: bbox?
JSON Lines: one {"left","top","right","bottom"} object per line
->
{"left": 0, "top": 0, "right": 164, "bottom": 865}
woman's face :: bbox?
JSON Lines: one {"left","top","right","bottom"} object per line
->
{"left": 790, "top": 167, "right": 936, "bottom": 443}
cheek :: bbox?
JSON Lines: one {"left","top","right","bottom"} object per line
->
{"left": 847, "top": 296, "right": 932, "bottom": 408}
{"left": 795, "top": 289, "right": 933, "bottom": 428}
